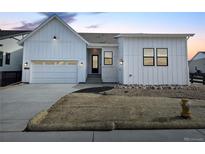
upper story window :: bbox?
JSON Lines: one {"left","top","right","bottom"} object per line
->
{"left": 143, "top": 48, "right": 154, "bottom": 66}
{"left": 104, "top": 51, "right": 113, "bottom": 65}
{"left": 5, "top": 53, "right": 10, "bottom": 65}
{"left": 0, "top": 51, "right": 3, "bottom": 67}
{"left": 156, "top": 48, "right": 168, "bottom": 66}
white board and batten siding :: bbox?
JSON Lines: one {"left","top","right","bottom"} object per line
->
{"left": 0, "top": 37, "right": 23, "bottom": 72}
{"left": 22, "top": 18, "right": 87, "bottom": 83}
{"left": 120, "top": 37, "right": 189, "bottom": 85}
{"left": 101, "top": 47, "right": 118, "bottom": 82}
{"left": 21, "top": 15, "right": 191, "bottom": 85}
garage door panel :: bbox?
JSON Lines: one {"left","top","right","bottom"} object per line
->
{"left": 32, "top": 66, "right": 77, "bottom": 73}
{"left": 31, "top": 61, "right": 78, "bottom": 83}
{"left": 32, "top": 69, "right": 77, "bottom": 73}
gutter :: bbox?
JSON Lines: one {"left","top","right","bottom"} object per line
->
{"left": 87, "top": 43, "right": 118, "bottom": 48}
{"left": 114, "top": 33, "right": 195, "bottom": 38}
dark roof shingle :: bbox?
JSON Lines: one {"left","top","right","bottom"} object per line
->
{"left": 0, "top": 30, "right": 31, "bottom": 40}
{"left": 0, "top": 30, "right": 118, "bottom": 44}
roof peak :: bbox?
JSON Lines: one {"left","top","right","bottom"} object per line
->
{"left": 18, "top": 14, "right": 89, "bottom": 45}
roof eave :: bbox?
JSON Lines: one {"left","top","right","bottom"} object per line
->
{"left": 87, "top": 43, "right": 118, "bottom": 48}
{"left": 114, "top": 33, "right": 195, "bottom": 38}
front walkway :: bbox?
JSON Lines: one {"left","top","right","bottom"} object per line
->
{"left": 74, "top": 83, "right": 115, "bottom": 89}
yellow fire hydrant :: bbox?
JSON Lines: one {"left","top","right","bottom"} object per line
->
{"left": 180, "top": 98, "right": 191, "bottom": 119}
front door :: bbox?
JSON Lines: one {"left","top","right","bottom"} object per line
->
{"left": 92, "top": 55, "right": 99, "bottom": 73}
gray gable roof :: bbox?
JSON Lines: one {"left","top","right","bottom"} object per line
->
{"left": 0, "top": 30, "right": 31, "bottom": 40}
{"left": 79, "top": 33, "right": 119, "bottom": 44}
{"left": 191, "top": 51, "right": 205, "bottom": 61}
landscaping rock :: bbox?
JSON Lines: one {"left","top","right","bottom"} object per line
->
{"left": 107, "top": 84, "right": 205, "bottom": 100}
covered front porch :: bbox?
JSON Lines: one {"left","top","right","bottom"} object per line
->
{"left": 85, "top": 44, "right": 118, "bottom": 84}
{"left": 86, "top": 48, "right": 102, "bottom": 83}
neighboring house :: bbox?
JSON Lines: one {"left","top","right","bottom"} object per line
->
{"left": 189, "top": 52, "right": 205, "bottom": 74}
{"left": 0, "top": 30, "right": 30, "bottom": 86}
{"left": 19, "top": 15, "right": 194, "bottom": 85}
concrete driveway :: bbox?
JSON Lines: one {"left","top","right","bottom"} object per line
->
{"left": 0, "top": 84, "right": 78, "bottom": 131}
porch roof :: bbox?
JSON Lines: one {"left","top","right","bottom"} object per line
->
{"left": 79, "top": 33, "right": 119, "bottom": 44}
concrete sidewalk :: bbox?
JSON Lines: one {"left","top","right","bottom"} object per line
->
{"left": 0, "top": 129, "right": 205, "bottom": 142}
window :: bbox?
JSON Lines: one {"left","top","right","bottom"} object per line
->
{"left": 5, "top": 53, "right": 10, "bottom": 65}
{"left": 156, "top": 48, "right": 168, "bottom": 66}
{"left": 104, "top": 51, "right": 113, "bottom": 65}
{"left": 143, "top": 48, "right": 154, "bottom": 66}
{"left": 0, "top": 51, "right": 3, "bottom": 67}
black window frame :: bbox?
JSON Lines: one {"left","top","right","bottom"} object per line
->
{"left": 156, "top": 48, "right": 168, "bottom": 66}
{"left": 0, "top": 51, "right": 3, "bottom": 67}
{"left": 143, "top": 48, "right": 155, "bottom": 66}
{"left": 5, "top": 52, "right": 10, "bottom": 65}
{"left": 104, "top": 51, "right": 113, "bottom": 65}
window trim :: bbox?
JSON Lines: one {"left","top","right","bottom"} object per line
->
{"left": 156, "top": 48, "right": 168, "bottom": 66}
{"left": 143, "top": 48, "right": 155, "bottom": 66}
{"left": 104, "top": 51, "right": 113, "bottom": 65}
{"left": 0, "top": 51, "right": 3, "bottom": 67}
{"left": 5, "top": 53, "right": 10, "bottom": 65}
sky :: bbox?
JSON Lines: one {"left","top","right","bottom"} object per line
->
{"left": 0, "top": 12, "right": 205, "bottom": 60}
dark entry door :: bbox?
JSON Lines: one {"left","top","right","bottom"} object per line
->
{"left": 92, "top": 55, "right": 99, "bottom": 73}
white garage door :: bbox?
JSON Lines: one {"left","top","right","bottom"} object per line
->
{"left": 31, "top": 60, "right": 78, "bottom": 83}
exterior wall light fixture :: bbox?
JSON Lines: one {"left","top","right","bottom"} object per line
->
{"left": 24, "top": 62, "right": 30, "bottom": 69}
{"left": 53, "top": 36, "right": 57, "bottom": 40}
{"left": 119, "top": 59, "right": 124, "bottom": 65}
{"left": 80, "top": 62, "right": 83, "bottom": 66}
{"left": 24, "top": 62, "right": 28, "bottom": 67}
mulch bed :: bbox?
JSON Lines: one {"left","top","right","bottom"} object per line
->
{"left": 74, "top": 86, "right": 113, "bottom": 94}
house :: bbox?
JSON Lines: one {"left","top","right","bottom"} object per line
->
{"left": 19, "top": 15, "right": 194, "bottom": 85}
{"left": 0, "top": 30, "right": 30, "bottom": 86}
{"left": 189, "top": 52, "right": 205, "bottom": 74}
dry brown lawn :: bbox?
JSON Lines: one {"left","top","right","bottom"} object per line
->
{"left": 26, "top": 93, "right": 205, "bottom": 131}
